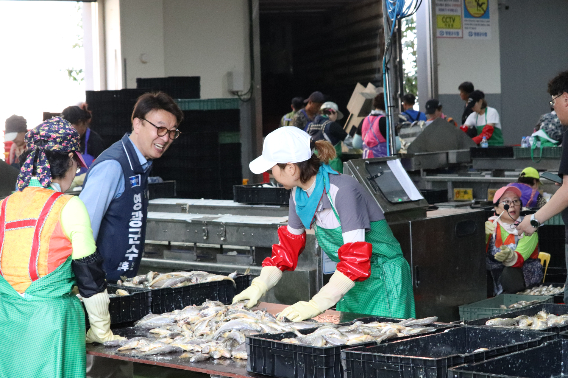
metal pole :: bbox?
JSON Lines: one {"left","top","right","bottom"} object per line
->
{"left": 382, "top": 3, "right": 397, "bottom": 156}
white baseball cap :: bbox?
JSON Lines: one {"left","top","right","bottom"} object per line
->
{"left": 249, "top": 126, "right": 313, "bottom": 174}
{"left": 321, "top": 102, "right": 344, "bottom": 120}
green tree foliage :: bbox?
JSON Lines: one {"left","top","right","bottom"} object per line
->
{"left": 401, "top": 16, "right": 417, "bottom": 97}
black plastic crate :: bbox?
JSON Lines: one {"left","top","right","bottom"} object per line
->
{"left": 466, "top": 303, "right": 568, "bottom": 332}
{"left": 148, "top": 181, "right": 176, "bottom": 199}
{"left": 342, "top": 326, "right": 556, "bottom": 378}
{"left": 147, "top": 278, "right": 237, "bottom": 314}
{"left": 234, "top": 184, "right": 290, "bottom": 206}
{"left": 448, "top": 339, "right": 568, "bottom": 378}
{"left": 246, "top": 317, "right": 454, "bottom": 378}
{"left": 469, "top": 146, "right": 515, "bottom": 159}
{"left": 136, "top": 76, "right": 200, "bottom": 99}
{"left": 83, "top": 284, "right": 151, "bottom": 328}
{"left": 419, "top": 189, "right": 448, "bottom": 204}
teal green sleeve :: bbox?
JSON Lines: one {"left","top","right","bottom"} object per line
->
{"left": 60, "top": 196, "right": 97, "bottom": 260}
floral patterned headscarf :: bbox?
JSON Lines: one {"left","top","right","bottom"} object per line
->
{"left": 17, "top": 117, "right": 87, "bottom": 191}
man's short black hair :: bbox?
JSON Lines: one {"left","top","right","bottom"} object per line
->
{"left": 131, "top": 92, "right": 184, "bottom": 126}
{"left": 548, "top": 71, "right": 568, "bottom": 96}
{"left": 402, "top": 93, "right": 416, "bottom": 105}
{"left": 458, "top": 81, "right": 474, "bottom": 94}
{"left": 291, "top": 97, "right": 304, "bottom": 111}
{"left": 373, "top": 93, "right": 385, "bottom": 110}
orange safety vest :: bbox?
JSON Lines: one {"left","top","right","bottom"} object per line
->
{"left": 486, "top": 223, "right": 539, "bottom": 263}
{"left": 0, "top": 188, "right": 73, "bottom": 293}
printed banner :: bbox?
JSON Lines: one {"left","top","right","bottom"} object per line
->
{"left": 463, "top": 0, "right": 491, "bottom": 40}
{"left": 435, "top": 0, "right": 463, "bottom": 38}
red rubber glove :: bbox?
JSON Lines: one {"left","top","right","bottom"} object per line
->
{"left": 460, "top": 125, "right": 469, "bottom": 133}
{"left": 336, "top": 242, "right": 372, "bottom": 281}
{"left": 472, "top": 125, "right": 494, "bottom": 145}
{"left": 262, "top": 226, "right": 306, "bottom": 272}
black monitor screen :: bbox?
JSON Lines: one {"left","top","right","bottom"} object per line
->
{"left": 364, "top": 161, "right": 415, "bottom": 203}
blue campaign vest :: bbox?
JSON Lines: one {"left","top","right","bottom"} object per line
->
{"left": 83, "top": 134, "right": 150, "bottom": 281}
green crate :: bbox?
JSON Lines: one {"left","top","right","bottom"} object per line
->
{"left": 219, "top": 131, "right": 240, "bottom": 144}
{"left": 546, "top": 214, "right": 565, "bottom": 226}
{"left": 513, "top": 147, "right": 562, "bottom": 159}
{"left": 459, "top": 294, "right": 553, "bottom": 321}
{"left": 176, "top": 98, "right": 239, "bottom": 111}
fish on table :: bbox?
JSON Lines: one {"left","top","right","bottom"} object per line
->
{"left": 116, "top": 271, "right": 239, "bottom": 289}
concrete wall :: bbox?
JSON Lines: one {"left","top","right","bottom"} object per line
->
{"left": 104, "top": 0, "right": 122, "bottom": 89}
{"left": 498, "top": 0, "right": 568, "bottom": 144}
{"left": 119, "top": 0, "right": 166, "bottom": 89}
{"left": 162, "top": 0, "right": 251, "bottom": 99}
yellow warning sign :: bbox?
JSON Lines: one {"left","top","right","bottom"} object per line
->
{"left": 487, "top": 189, "right": 498, "bottom": 202}
{"left": 464, "top": 0, "right": 488, "bottom": 18}
{"left": 436, "top": 15, "right": 462, "bottom": 30}
{"left": 454, "top": 188, "right": 473, "bottom": 201}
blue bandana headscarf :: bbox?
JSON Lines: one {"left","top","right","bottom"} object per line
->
{"left": 294, "top": 164, "right": 339, "bottom": 229}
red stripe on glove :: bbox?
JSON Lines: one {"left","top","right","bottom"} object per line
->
{"left": 262, "top": 226, "right": 306, "bottom": 272}
{"left": 337, "top": 242, "right": 372, "bottom": 282}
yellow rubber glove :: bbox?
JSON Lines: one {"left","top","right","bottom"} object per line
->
{"left": 83, "top": 290, "right": 125, "bottom": 343}
{"left": 485, "top": 221, "right": 496, "bottom": 235}
{"left": 232, "top": 266, "right": 282, "bottom": 308}
{"left": 494, "top": 245, "right": 516, "bottom": 265}
{"left": 278, "top": 270, "right": 355, "bottom": 322}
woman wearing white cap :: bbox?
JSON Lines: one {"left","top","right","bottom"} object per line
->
{"left": 233, "top": 127, "right": 415, "bottom": 320}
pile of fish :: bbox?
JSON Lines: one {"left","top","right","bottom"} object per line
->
{"left": 103, "top": 300, "right": 326, "bottom": 362}
{"left": 485, "top": 311, "right": 568, "bottom": 330}
{"left": 499, "top": 300, "right": 541, "bottom": 310}
{"left": 116, "top": 271, "right": 238, "bottom": 289}
{"left": 281, "top": 317, "right": 439, "bottom": 347}
{"left": 109, "top": 289, "right": 130, "bottom": 298}
{"left": 518, "top": 285, "right": 565, "bottom": 296}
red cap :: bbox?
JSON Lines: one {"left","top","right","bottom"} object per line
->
{"left": 74, "top": 151, "right": 88, "bottom": 169}
{"left": 493, "top": 185, "right": 522, "bottom": 204}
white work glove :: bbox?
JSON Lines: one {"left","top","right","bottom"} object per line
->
{"left": 278, "top": 270, "right": 355, "bottom": 322}
{"left": 485, "top": 221, "right": 496, "bottom": 235}
{"left": 232, "top": 266, "right": 282, "bottom": 308}
{"left": 83, "top": 290, "right": 125, "bottom": 343}
{"left": 494, "top": 246, "right": 518, "bottom": 266}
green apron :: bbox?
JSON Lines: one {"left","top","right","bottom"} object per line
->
{"left": 475, "top": 111, "right": 503, "bottom": 146}
{"left": 328, "top": 143, "right": 343, "bottom": 173}
{"left": 0, "top": 257, "right": 86, "bottom": 377}
{"left": 314, "top": 188, "right": 415, "bottom": 318}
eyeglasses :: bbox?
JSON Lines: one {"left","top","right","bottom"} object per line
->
{"left": 500, "top": 199, "right": 521, "bottom": 206}
{"left": 141, "top": 118, "right": 181, "bottom": 140}
{"left": 550, "top": 93, "right": 564, "bottom": 107}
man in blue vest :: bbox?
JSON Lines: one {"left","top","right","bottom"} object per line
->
{"left": 400, "top": 93, "right": 426, "bottom": 123}
{"left": 80, "top": 92, "right": 184, "bottom": 281}
{"left": 293, "top": 91, "right": 325, "bottom": 131}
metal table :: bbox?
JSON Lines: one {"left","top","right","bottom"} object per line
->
{"left": 148, "top": 198, "right": 289, "bottom": 217}
{"left": 86, "top": 303, "right": 355, "bottom": 378}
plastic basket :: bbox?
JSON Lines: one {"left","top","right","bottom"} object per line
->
{"left": 246, "top": 317, "right": 454, "bottom": 378}
{"left": 176, "top": 98, "right": 239, "bottom": 111}
{"left": 458, "top": 294, "right": 554, "bottom": 321}
{"left": 341, "top": 326, "right": 556, "bottom": 378}
{"left": 466, "top": 303, "right": 568, "bottom": 332}
{"left": 83, "top": 284, "right": 151, "bottom": 328}
{"left": 545, "top": 214, "right": 565, "bottom": 226}
{"left": 448, "top": 339, "right": 568, "bottom": 378}
{"left": 513, "top": 146, "right": 562, "bottom": 159}
{"left": 234, "top": 184, "right": 290, "bottom": 206}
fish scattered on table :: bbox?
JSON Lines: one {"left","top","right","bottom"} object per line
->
{"left": 105, "top": 300, "right": 330, "bottom": 361}
{"left": 518, "top": 285, "right": 565, "bottom": 296}
{"left": 484, "top": 311, "right": 568, "bottom": 330}
{"left": 116, "top": 271, "right": 239, "bottom": 289}
{"left": 499, "top": 300, "right": 541, "bottom": 310}
{"left": 280, "top": 317, "right": 439, "bottom": 347}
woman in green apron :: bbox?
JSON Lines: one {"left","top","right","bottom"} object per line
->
{"left": 0, "top": 118, "right": 122, "bottom": 377}
{"left": 233, "top": 126, "right": 415, "bottom": 320}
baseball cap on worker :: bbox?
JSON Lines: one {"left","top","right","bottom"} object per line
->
{"left": 249, "top": 127, "right": 312, "bottom": 174}
{"left": 425, "top": 99, "right": 441, "bottom": 115}
{"left": 4, "top": 115, "right": 28, "bottom": 142}
{"left": 321, "top": 101, "right": 344, "bottom": 120}
{"left": 520, "top": 167, "right": 540, "bottom": 180}
{"left": 466, "top": 90, "right": 485, "bottom": 110}
{"left": 304, "top": 91, "right": 325, "bottom": 104}
{"left": 492, "top": 185, "right": 522, "bottom": 205}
